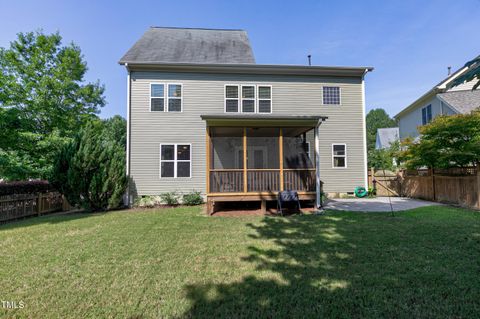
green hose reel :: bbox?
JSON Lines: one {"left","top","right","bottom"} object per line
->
{"left": 354, "top": 186, "right": 368, "bottom": 198}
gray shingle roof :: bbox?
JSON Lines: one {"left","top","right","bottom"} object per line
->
{"left": 119, "top": 27, "right": 255, "bottom": 64}
{"left": 375, "top": 127, "right": 399, "bottom": 149}
{"left": 437, "top": 90, "right": 480, "bottom": 114}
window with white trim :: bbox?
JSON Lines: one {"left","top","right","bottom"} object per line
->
{"left": 225, "top": 85, "right": 239, "bottom": 112}
{"left": 421, "top": 104, "right": 432, "bottom": 125}
{"left": 241, "top": 85, "right": 255, "bottom": 113}
{"left": 150, "top": 83, "right": 182, "bottom": 112}
{"left": 168, "top": 84, "right": 182, "bottom": 112}
{"left": 151, "top": 84, "right": 165, "bottom": 111}
{"left": 160, "top": 144, "right": 191, "bottom": 178}
{"left": 332, "top": 144, "right": 346, "bottom": 168}
{"left": 323, "top": 86, "right": 340, "bottom": 105}
{"left": 258, "top": 86, "right": 272, "bottom": 113}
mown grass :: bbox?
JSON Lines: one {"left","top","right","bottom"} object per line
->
{"left": 0, "top": 205, "right": 479, "bottom": 318}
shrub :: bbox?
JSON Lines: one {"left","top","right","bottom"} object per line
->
{"left": 159, "top": 192, "right": 179, "bottom": 206}
{"left": 368, "top": 187, "right": 376, "bottom": 198}
{"left": 0, "top": 180, "right": 53, "bottom": 195}
{"left": 182, "top": 191, "right": 203, "bottom": 206}
{"left": 134, "top": 196, "right": 162, "bottom": 208}
{"left": 50, "top": 116, "right": 127, "bottom": 211}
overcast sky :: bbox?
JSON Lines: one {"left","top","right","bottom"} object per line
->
{"left": 1, "top": 0, "right": 479, "bottom": 118}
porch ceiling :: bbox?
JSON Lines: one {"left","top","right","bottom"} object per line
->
{"left": 201, "top": 114, "right": 328, "bottom": 127}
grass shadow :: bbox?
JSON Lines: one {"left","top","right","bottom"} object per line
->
{"left": 180, "top": 209, "right": 480, "bottom": 318}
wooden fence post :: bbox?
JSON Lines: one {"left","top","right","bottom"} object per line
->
{"left": 37, "top": 193, "right": 42, "bottom": 216}
{"left": 430, "top": 168, "right": 436, "bottom": 201}
{"left": 477, "top": 166, "right": 480, "bottom": 209}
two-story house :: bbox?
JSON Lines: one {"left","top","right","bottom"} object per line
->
{"left": 119, "top": 27, "right": 372, "bottom": 214}
{"left": 395, "top": 56, "right": 480, "bottom": 139}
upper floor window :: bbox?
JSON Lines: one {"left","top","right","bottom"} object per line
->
{"left": 160, "top": 144, "right": 191, "bottom": 178}
{"left": 323, "top": 86, "right": 340, "bottom": 105}
{"left": 225, "top": 84, "right": 272, "bottom": 113}
{"left": 225, "top": 85, "right": 239, "bottom": 112}
{"left": 151, "top": 84, "right": 165, "bottom": 111}
{"left": 241, "top": 85, "right": 255, "bottom": 113}
{"left": 332, "top": 144, "right": 347, "bottom": 168}
{"left": 258, "top": 86, "right": 272, "bottom": 113}
{"left": 150, "top": 83, "right": 182, "bottom": 112}
{"left": 422, "top": 104, "right": 432, "bottom": 125}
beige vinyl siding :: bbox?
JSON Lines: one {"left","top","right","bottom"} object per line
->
{"left": 129, "top": 71, "right": 366, "bottom": 195}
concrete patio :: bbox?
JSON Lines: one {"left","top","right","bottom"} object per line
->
{"left": 323, "top": 197, "right": 441, "bottom": 212}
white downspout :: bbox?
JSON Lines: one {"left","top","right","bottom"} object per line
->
{"left": 125, "top": 64, "right": 131, "bottom": 206}
{"left": 315, "top": 121, "right": 321, "bottom": 208}
{"left": 361, "top": 71, "right": 368, "bottom": 189}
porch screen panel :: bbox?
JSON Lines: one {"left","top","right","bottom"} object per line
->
{"left": 210, "top": 127, "right": 243, "bottom": 193}
{"left": 282, "top": 127, "right": 315, "bottom": 191}
{"left": 246, "top": 128, "right": 280, "bottom": 192}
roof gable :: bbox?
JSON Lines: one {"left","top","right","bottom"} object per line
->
{"left": 119, "top": 27, "right": 255, "bottom": 65}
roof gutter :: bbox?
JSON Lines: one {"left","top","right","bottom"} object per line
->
{"left": 119, "top": 61, "right": 373, "bottom": 77}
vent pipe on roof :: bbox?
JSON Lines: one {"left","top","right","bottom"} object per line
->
{"left": 308, "top": 55, "right": 311, "bottom": 66}
{"left": 447, "top": 66, "right": 452, "bottom": 76}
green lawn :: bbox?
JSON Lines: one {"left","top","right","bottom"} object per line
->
{"left": 0, "top": 206, "right": 479, "bottom": 318}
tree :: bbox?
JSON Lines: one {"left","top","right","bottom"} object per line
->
{"left": 398, "top": 111, "right": 480, "bottom": 169}
{"left": 368, "top": 141, "right": 399, "bottom": 171}
{"left": 50, "top": 116, "right": 127, "bottom": 211}
{"left": 0, "top": 31, "right": 105, "bottom": 180}
{"left": 365, "top": 108, "right": 396, "bottom": 167}
{"left": 449, "top": 55, "right": 480, "bottom": 90}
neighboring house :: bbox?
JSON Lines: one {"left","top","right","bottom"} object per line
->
{"left": 375, "top": 127, "right": 399, "bottom": 149}
{"left": 395, "top": 56, "right": 480, "bottom": 139}
{"left": 119, "top": 27, "right": 372, "bottom": 213}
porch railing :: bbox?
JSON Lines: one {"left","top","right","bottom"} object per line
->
{"left": 209, "top": 168, "right": 315, "bottom": 193}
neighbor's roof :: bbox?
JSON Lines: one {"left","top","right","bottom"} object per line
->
{"left": 394, "top": 55, "right": 479, "bottom": 119}
{"left": 437, "top": 90, "right": 480, "bottom": 114}
{"left": 375, "top": 127, "right": 399, "bottom": 149}
{"left": 119, "top": 27, "right": 255, "bottom": 64}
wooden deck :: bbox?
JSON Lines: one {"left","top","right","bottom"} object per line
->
{"left": 206, "top": 192, "right": 316, "bottom": 215}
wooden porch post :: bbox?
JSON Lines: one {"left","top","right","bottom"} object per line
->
{"left": 279, "top": 128, "right": 284, "bottom": 191}
{"left": 243, "top": 127, "right": 247, "bottom": 193}
{"left": 206, "top": 126, "right": 211, "bottom": 194}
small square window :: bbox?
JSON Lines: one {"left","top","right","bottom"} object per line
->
{"left": 323, "top": 87, "right": 340, "bottom": 105}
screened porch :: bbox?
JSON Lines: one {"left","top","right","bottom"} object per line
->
{"left": 207, "top": 126, "right": 317, "bottom": 195}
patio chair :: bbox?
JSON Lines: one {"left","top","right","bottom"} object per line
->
{"left": 277, "top": 190, "right": 301, "bottom": 216}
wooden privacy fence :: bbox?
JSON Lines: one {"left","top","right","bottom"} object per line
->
{"left": 368, "top": 167, "right": 480, "bottom": 210}
{"left": 0, "top": 192, "right": 71, "bottom": 222}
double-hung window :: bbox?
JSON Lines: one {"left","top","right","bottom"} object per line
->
{"left": 241, "top": 85, "right": 255, "bottom": 113}
{"left": 150, "top": 83, "right": 182, "bottom": 112}
{"left": 225, "top": 85, "right": 240, "bottom": 112}
{"left": 225, "top": 85, "right": 272, "bottom": 113}
{"left": 421, "top": 104, "right": 432, "bottom": 125}
{"left": 258, "top": 86, "right": 272, "bottom": 113}
{"left": 160, "top": 144, "right": 191, "bottom": 178}
{"left": 332, "top": 144, "right": 347, "bottom": 168}
{"left": 168, "top": 84, "right": 182, "bottom": 112}
{"left": 323, "top": 86, "right": 341, "bottom": 105}
{"left": 151, "top": 84, "right": 165, "bottom": 111}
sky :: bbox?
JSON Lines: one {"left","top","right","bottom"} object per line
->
{"left": 1, "top": 0, "right": 479, "bottom": 119}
